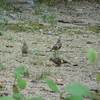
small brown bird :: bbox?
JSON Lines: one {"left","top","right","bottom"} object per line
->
{"left": 21, "top": 41, "right": 28, "bottom": 55}
{"left": 50, "top": 36, "right": 62, "bottom": 51}
{"left": 50, "top": 57, "right": 70, "bottom": 66}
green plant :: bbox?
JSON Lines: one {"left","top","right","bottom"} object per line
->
{"left": 49, "top": 13, "right": 56, "bottom": 26}
{"left": 41, "top": 13, "right": 56, "bottom": 26}
{"left": 45, "top": 79, "right": 91, "bottom": 100}
{"left": 41, "top": 14, "right": 49, "bottom": 22}
{"left": 22, "top": 68, "right": 30, "bottom": 77}
{"left": 95, "top": 0, "right": 100, "bottom": 3}
{"left": 64, "top": 0, "right": 69, "bottom": 5}
{"left": 0, "top": 66, "right": 44, "bottom": 100}
{"left": 13, "top": 66, "right": 26, "bottom": 99}
{"left": 36, "top": 0, "right": 43, "bottom": 3}
{"left": 1, "top": 48, "right": 99, "bottom": 100}
{"left": 73, "top": 30, "right": 82, "bottom": 34}
{"left": 3, "top": 18, "right": 8, "bottom": 25}
{"left": 36, "top": 70, "right": 50, "bottom": 79}
{"left": 0, "top": 0, "right": 12, "bottom": 9}
{"left": 44, "top": 0, "right": 52, "bottom": 6}
{"left": 0, "top": 32, "right": 3, "bottom": 36}
{"left": 87, "top": 48, "right": 97, "bottom": 64}
{"left": 34, "top": 4, "right": 41, "bottom": 15}
{"left": 87, "top": 48, "right": 100, "bottom": 92}
{"left": 0, "top": 22, "right": 44, "bottom": 32}
{"left": 0, "top": 77, "right": 93, "bottom": 100}
{"left": 0, "top": 64, "right": 95, "bottom": 100}
{"left": 0, "top": 14, "right": 8, "bottom": 25}
{"left": 86, "top": 26, "right": 100, "bottom": 33}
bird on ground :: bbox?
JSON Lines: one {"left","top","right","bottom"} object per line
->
{"left": 50, "top": 57, "right": 70, "bottom": 66}
{"left": 50, "top": 36, "right": 62, "bottom": 51}
{"left": 21, "top": 41, "right": 28, "bottom": 55}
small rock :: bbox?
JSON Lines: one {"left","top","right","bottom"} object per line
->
{"left": 82, "top": 7, "right": 86, "bottom": 9}
{"left": 17, "top": 0, "right": 34, "bottom": 4}
{"left": 30, "top": 79, "right": 38, "bottom": 83}
{"left": 17, "top": 0, "right": 34, "bottom": 9}
{"left": 83, "top": 35, "right": 89, "bottom": 38}
{"left": 25, "top": 4, "right": 34, "bottom": 10}
{"left": 86, "top": 41, "right": 93, "bottom": 44}
{"left": 3, "top": 10, "right": 7, "bottom": 16}
{"left": 95, "top": 4, "right": 100, "bottom": 9}
{"left": 39, "top": 29, "right": 43, "bottom": 32}
{"left": 10, "top": 14, "right": 17, "bottom": 20}
{"left": 48, "top": 31, "right": 52, "bottom": 35}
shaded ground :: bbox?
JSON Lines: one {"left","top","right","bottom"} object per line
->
{"left": 0, "top": 2, "right": 100, "bottom": 100}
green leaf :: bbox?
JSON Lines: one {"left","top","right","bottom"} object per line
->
{"left": 0, "top": 96, "right": 16, "bottom": 100}
{"left": 96, "top": 74, "right": 100, "bottom": 81}
{"left": 87, "top": 48, "right": 97, "bottom": 63}
{"left": 64, "top": 82, "right": 91, "bottom": 97}
{"left": 64, "top": 95, "right": 83, "bottom": 100}
{"left": 13, "top": 93, "right": 24, "bottom": 99}
{"left": 0, "top": 32, "right": 2, "bottom": 36}
{"left": 45, "top": 79, "right": 60, "bottom": 93}
{"left": 28, "top": 97, "right": 44, "bottom": 100}
{"left": 13, "top": 84, "right": 19, "bottom": 93}
{"left": 17, "top": 76, "right": 26, "bottom": 89}
{"left": 14, "top": 66, "right": 25, "bottom": 76}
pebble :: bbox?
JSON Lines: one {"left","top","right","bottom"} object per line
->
{"left": 10, "top": 14, "right": 16, "bottom": 20}
{"left": 95, "top": 4, "right": 100, "bottom": 9}
{"left": 48, "top": 31, "right": 52, "bottom": 35}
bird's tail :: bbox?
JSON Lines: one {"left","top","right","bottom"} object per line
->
{"left": 56, "top": 36, "right": 62, "bottom": 43}
{"left": 63, "top": 60, "right": 70, "bottom": 64}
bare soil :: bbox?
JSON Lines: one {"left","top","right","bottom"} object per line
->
{"left": 0, "top": 2, "right": 100, "bottom": 100}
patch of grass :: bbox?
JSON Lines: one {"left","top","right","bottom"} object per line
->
{"left": 0, "top": 14, "right": 8, "bottom": 25}
{"left": 34, "top": 4, "right": 42, "bottom": 15}
{"left": 86, "top": 26, "right": 100, "bottom": 33}
{"left": 41, "top": 14, "right": 49, "bottom": 22}
{"left": 44, "top": 0, "right": 52, "bottom": 6}
{"left": 73, "top": 30, "right": 82, "bottom": 34}
{"left": 49, "top": 13, "right": 56, "bottom": 26}
{"left": 41, "top": 13, "right": 56, "bottom": 26}
{"left": 0, "top": 0, "right": 17, "bottom": 9}
{"left": 36, "top": 70, "right": 50, "bottom": 80}
{"left": 0, "top": 22, "right": 44, "bottom": 32}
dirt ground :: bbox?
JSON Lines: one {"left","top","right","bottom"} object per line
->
{"left": 0, "top": 1, "right": 100, "bottom": 100}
